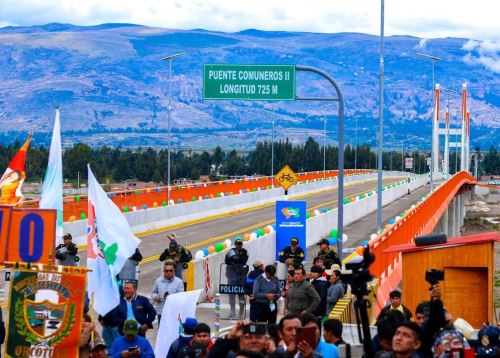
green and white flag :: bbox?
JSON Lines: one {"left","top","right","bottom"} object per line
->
{"left": 87, "top": 164, "right": 140, "bottom": 313}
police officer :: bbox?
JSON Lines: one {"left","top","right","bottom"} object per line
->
{"left": 159, "top": 235, "right": 192, "bottom": 279}
{"left": 55, "top": 233, "right": 78, "bottom": 266}
{"left": 316, "top": 238, "right": 340, "bottom": 269}
{"left": 278, "top": 237, "right": 305, "bottom": 268}
{"left": 224, "top": 237, "right": 249, "bottom": 319}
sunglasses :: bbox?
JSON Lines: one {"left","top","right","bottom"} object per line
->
{"left": 164, "top": 269, "right": 174, "bottom": 272}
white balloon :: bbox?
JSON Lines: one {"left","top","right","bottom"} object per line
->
{"left": 342, "top": 233, "right": 348, "bottom": 242}
{"left": 198, "top": 196, "right": 203, "bottom": 201}
{"left": 224, "top": 239, "right": 232, "bottom": 248}
{"left": 203, "top": 183, "right": 207, "bottom": 187}
{"left": 220, "top": 192, "right": 225, "bottom": 197}
{"left": 239, "top": 190, "right": 243, "bottom": 194}
{"left": 250, "top": 232, "right": 257, "bottom": 240}
{"left": 132, "top": 206, "right": 137, "bottom": 211}
{"left": 169, "top": 199, "right": 175, "bottom": 205}
{"left": 314, "top": 209, "right": 320, "bottom": 216}
{"left": 370, "top": 233, "right": 377, "bottom": 241}
{"left": 395, "top": 216, "right": 401, "bottom": 221}
{"left": 267, "top": 225, "right": 275, "bottom": 233}
{"left": 194, "top": 250, "right": 205, "bottom": 260}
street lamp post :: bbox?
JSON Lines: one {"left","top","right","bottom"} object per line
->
{"left": 323, "top": 114, "right": 327, "bottom": 179}
{"left": 376, "top": 0, "right": 385, "bottom": 232}
{"left": 162, "top": 52, "right": 185, "bottom": 205}
{"left": 417, "top": 52, "right": 441, "bottom": 191}
{"left": 271, "top": 119, "right": 275, "bottom": 187}
{"left": 354, "top": 116, "right": 358, "bottom": 170}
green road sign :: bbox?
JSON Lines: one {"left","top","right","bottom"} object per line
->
{"left": 203, "top": 64, "right": 296, "bottom": 100}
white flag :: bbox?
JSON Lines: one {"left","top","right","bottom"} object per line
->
{"left": 40, "top": 108, "right": 63, "bottom": 242}
{"left": 155, "top": 290, "right": 202, "bottom": 358}
{"left": 87, "top": 165, "right": 140, "bottom": 314}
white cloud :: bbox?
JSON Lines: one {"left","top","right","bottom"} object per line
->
{"left": 0, "top": 0, "right": 498, "bottom": 41}
{"left": 462, "top": 39, "right": 500, "bottom": 74}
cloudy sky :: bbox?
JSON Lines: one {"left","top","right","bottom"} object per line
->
{"left": 0, "top": 0, "right": 499, "bottom": 42}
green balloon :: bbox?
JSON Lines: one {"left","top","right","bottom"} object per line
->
{"left": 306, "top": 213, "right": 311, "bottom": 219}
{"left": 329, "top": 229, "right": 339, "bottom": 238}
{"left": 162, "top": 201, "right": 167, "bottom": 206}
{"left": 215, "top": 243, "right": 224, "bottom": 252}
{"left": 177, "top": 186, "right": 182, "bottom": 190}
{"left": 134, "top": 189, "right": 139, "bottom": 194}
{"left": 256, "top": 229, "right": 265, "bottom": 237}
{"left": 80, "top": 213, "right": 87, "bottom": 219}
{"left": 75, "top": 195, "right": 80, "bottom": 203}
{"left": 192, "top": 196, "right": 196, "bottom": 201}
{"left": 123, "top": 206, "right": 129, "bottom": 212}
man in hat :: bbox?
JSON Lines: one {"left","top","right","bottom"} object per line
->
{"left": 159, "top": 234, "right": 192, "bottom": 280}
{"left": 108, "top": 319, "right": 155, "bottom": 357}
{"left": 167, "top": 317, "right": 198, "bottom": 358}
{"left": 316, "top": 238, "right": 340, "bottom": 269}
{"left": 224, "top": 237, "right": 249, "bottom": 319}
{"left": 279, "top": 237, "right": 305, "bottom": 268}
{"left": 89, "top": 338, "right": 108, "bottom": 358}
{"left": 55, "top": 233, "right": 78, "bottom": 266}
{"left": 245, "top": 259, "right": 265, "bottom": 322}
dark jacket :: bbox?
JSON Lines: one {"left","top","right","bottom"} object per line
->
{"left": 207, "top": 337, "right": 240, "bottom": 358}
{"left": 285, "top": 280, "right": 321, "bottom": 315}
{"left": 225, "top": 248, "right": 249, "bottom": 283}
{"left": 114, "top": 294, "right": 156, "bottom": 330}
{"left": 278, "top": 246, "right": 305, "bottom": 267}
{"left": 167, "top": 335, "right": 193, "bottom": 358}
{"left": 245, "top": 269, "right": 264, "bottom": 295}
{"left": 311, "top": 277, "right": 329, "bottom": 317}
{"left": 379, "top": 304, "right": 413, "bottom": 322}
{"left": 316, "top": 247, "right": 340, "bottom": 269}
{"left": 98, "top": 307, "right": 120, "bottom": 328}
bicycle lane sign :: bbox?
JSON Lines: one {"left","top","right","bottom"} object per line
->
{"left": 274, "top": 165, "right": 298, "bottom": 191}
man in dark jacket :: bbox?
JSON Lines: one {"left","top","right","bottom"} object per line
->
{"left": 114, "top": 281, "right": 156, "bottom": 337}
{"left": 55, "top": 233, "right": 78, "bottom": 266}
{"left": 278, "top": 237, "right": 305, "bottom": 268}
{"left": 225, "top": 237, "right": 249, "bottom": 319}
{"left": 160, "top": 235, "right": 192, "bottom": 280}
{"left": 245, "top": 259, "right": 265, "bottom": 322}
{"left": 285, "top": 268, "right": 320, "bottom": 316}
{"left": 379, "top": 290, "right": 413, "bottom": 322}
{"left": 166, "top": 317, "right": 197, "bottom": 358}
{"left": 316, "top": 238, "right": 340, "bottom": 269}
{"left": 309, "top": 265, "right": 328, "bottom": 318}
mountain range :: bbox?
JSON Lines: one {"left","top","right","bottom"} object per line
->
{"left": 0, "top": 23, "right": 498, "bottom": 150}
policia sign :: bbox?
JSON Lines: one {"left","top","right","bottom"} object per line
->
{"left": 219, "top": 284, "right": 246, "bottom": 294}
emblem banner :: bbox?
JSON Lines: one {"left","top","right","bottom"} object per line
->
{"left": 5, "top": 267, "right": 86, "bottom": 357}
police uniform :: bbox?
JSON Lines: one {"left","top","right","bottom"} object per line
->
{"left": 279, "top": 246, "right": 305, "bottom": 268}
{"left": 159, "top": 241, "right": 192, "bottom": 279}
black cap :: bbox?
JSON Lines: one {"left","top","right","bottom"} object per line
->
{"left": 63, "top": 233, "right": 72, "bottom": 240}
{"left": 317, "top": 238, "right": 329, "bottom": 246}
{"left": 291, "top": 237, "right": 298, "bottom": 244}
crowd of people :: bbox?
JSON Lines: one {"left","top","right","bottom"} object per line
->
{"left": 17, "top": 233, "right": 500, "bottom": 358}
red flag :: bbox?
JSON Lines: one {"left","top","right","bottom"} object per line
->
{"left": 0, "top": 133, "right": 32, "bottom": 206}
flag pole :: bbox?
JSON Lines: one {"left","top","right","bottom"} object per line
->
{"left": 91, "top": 292, "right": 95, "bottom": 341}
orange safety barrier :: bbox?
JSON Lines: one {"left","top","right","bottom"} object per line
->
{"left": 368, "top": 171, "right": 476, "bottom": 319}
{"left": 24, "top": 169, "right": 372, "bottom": 221}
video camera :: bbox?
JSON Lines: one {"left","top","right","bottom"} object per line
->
{"left": 343, "top": 246, "right": 375, "bottom": 299}
{"left": 425, "top": 269, "right": 444, "bottom": 286}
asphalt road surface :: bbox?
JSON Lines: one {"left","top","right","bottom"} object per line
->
{"left": 78, "top": 176, "right": 403, "bottom": 297}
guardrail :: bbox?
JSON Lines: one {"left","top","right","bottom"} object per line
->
{"left": 365, "top": 171, "right": 476, "bottom": 320}
{"left": 368, "top": 171, "right": 476, "bottom": 279}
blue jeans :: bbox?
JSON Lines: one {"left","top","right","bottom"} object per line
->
{"left": 102, "top": 326, "right": 121, "bottom": 347}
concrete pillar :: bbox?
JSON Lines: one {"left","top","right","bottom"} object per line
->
{"left": 456, "top": 194, "right": 462, "bottom": 235}
{"left": 448, "top": 197, "right": 457, "bottom": 237}
{"left": 442, "top": 205, "right": 449, "bottom": 236}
